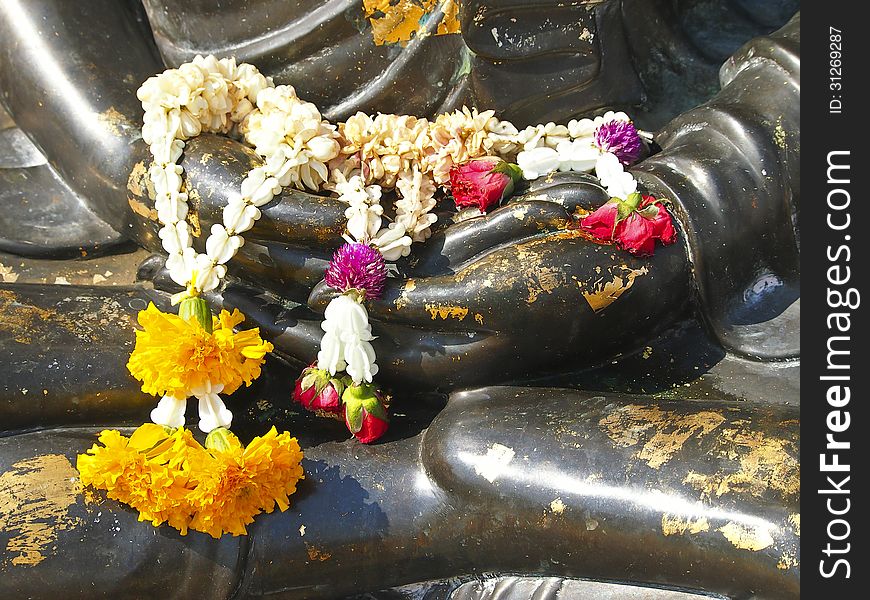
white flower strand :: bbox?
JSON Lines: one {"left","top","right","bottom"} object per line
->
{"left": 317, "top": 294, "right": 379, "bottom": 385}
{"left": 139, "top": 56, "right": 342, "bottom": 431}
{"left": 513, "top": 111, "right": 639, "bottom": 195}
{"left": 141, "top": 55, "right": 268, "bottom": 294}
{"left": 326, "top": 109, "right": 644, "bottom": 256}
{"left": 140, "top": 58, "right": 341, "bottom": 297}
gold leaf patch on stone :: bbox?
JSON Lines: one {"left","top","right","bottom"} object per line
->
{"left": 0, "top": 455, "right": 82, "bottom": 567}
{"left": 580, "top": 266, "right": 648, "bottom": 312}
{"left": 364, "top": 0, "right": 461, "bottom": 46}
{"left": 718, "top": 521, "right": 774, "bottom": 552}
{"left": 598, "top": 404, "right": 725, "bottom": 469}
{"left": 661, "top": 513, "right": 710, "bottom": 536}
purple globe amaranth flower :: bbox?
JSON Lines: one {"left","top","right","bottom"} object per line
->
{"left": 594, "top": 119, "right": 643, "bottom": 166}
{"left": 324, "top": 242, "right": 387, "bottom": 299}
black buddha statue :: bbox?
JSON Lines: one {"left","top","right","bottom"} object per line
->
{"left": 0, "top": 1, "right": 799, "bottom": 598}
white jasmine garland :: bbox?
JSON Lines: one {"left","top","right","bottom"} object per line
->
{"left": 394, "top": 167, "right": 438, "bottom": 243}
{"left": 513, "top": 110, "right": 641, "bottom": 197}
{"left": 331, "top": 171, "right": 386, "bottom": 242}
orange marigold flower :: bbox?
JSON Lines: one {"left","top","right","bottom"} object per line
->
{"left": 77, "top": 424, "right": 201, "bottom": 534}
{"left": 76, "top": 424, "right": 304, "bottom": 538}
{"left": 126, "top": 303, "right": 273, "bottom": 398}
{"left": 189, "top": 427, "right": 305, "bottom": 538}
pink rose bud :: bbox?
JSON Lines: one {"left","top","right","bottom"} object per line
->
{"left": 449, "top": 157, "right": 523, "bottom": 213}
{"left": 581, "top": 193, "right": 677, "bottom": 257}
{"left": 342, "top": 383, "right": 389, "bottom": 444}
{"left": 292, "top": 363, "right": 345, "bottom": 415}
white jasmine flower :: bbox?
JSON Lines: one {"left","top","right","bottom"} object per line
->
{"left": 597, "top": 110, "right": 630, "bottom": 125}
{"left": 605, "top": 170, "right": 638, "bottom": 199}
{"left": 154, "top": 192, "right": 189, "bottom": 225}
{"left": 192, "top": 253, "right": 226, "bottom": 293}
{"left": 515, "top": 122, "right": 569, "bottom": 151}
{"left": 158, "top": 222, "right": 191, "bottom": 255}
{"left": 150, "top": 394, "right": 187, "bottom": 429}
{"left": 205, "top": 224, "right": 244, "bottom": 264}
{"left": 167, "top": 247, "right": 197, "bottom": 287}
{"left": 190, "top": 381, "right": 232, "bottom": 433}
{"left": 243, "top": 86, "right": 339, "bottom": 192}
{"left": 567, "top": 118, "right": 596, "bottom": 139}
{"left": 317, "top": 294, "right": 379, "bottom": 384}
{"left": 517, "top": 146, "right": 560, "bottom": 179}
{"left": 555, "top": 139, "right": 600, "bottom": 173}
{"left": 344, "top": 338, "right": 378, "bottom": 384}
{"left": 233, "top": 62, "right": 270, "bottom": 102}
{"left": 486, "top": 119, "right": 521, "bottom": 155}
{"left": 595, "top": 152, "right": 638, "bottom": 199}
{"left": 372, "top": 223, "right": 412, "bottom": 261}
{"left": 308, "top": 135, "right": 341, "bottom": 162}
{"left": 223, "top": 201, "right": 260, "bottom": 234}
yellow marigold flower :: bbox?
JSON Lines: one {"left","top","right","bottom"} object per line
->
{"left": 188, "top": 427, "right": 305, "bottom": 538}
{"left": 77, "top": 424, "right": 202, "bottom": 535}
{"left": 126, "top": 303, "right": 274, "bottom": 398}
{"left": 77, "top": 428, "right": 142, "bottom": 491}
{"left": 77, "top": 424, "right": 304, "bottom": 538}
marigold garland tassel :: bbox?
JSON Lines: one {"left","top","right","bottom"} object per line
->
{"left": 77, "top": 424, "right": 304, "bottom": 538}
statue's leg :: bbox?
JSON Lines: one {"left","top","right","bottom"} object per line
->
{"left": 0, "top": 105, "right": 125, "bottom": 258}
{"left": 1, "top": 385, "right": 799, "bottom": 600}
{"left": 0, "top": 0, "right": 163, "bottom": 238}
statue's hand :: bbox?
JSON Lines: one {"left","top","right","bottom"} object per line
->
{"left": 128, "top": 134, "right": 350, "bottom": 301}
{"left": 130, "top": 135, "right": 690, "bottom": 388}
{"left": 209, "top": 194, "right": 688, "bottom": 389}
{"left": 300, "top": 202, "right": 690, "bottom": 388}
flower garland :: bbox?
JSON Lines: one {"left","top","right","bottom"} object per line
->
{"left": 77, "top": 424, "right": 303, "bottom": 538}
{"left": 79, "top": 56, "right": 314, "bottom": 537}
{"left": 79, "top": 54, "right": 678, "bottom": 537}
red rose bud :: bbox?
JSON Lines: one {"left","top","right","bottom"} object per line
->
{"left": 449, "top": 157, "right": 523, "bottom": 213}
{"left": 292, "top": 364, "right": 345, "bottom": 414}
{"left": 343, "top": 383, "right": 389, "bottom": 444}
{"left": 580, "top": 193, "right": 677, "bottom": 256}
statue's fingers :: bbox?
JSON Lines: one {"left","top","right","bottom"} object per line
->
{"left": 126, "top": 134, "right": 346, "bottom": 254}
{"left": 407, "top": 199, "right": 578, "bottom": 277}
{"left": 220, "top": 229, "right": 692, "bottom": 391}
{"left": 511, "top": 171, "right": 610, "bottom": 214}
{"left": 220, "top": 281, "right": 516, "bottom": 390}
{"left": 307, "top": 274, "right": 498, "bottom": 334}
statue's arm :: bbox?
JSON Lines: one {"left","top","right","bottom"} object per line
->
{"left": 219, "top": 15, "right": 802, "bottom": 385}
{"left": 632, "top": 13, "right": 800, "bottom": 358}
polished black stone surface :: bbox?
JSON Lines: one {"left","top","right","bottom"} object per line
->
{"left": 0, "top": 1, "right": 799, "bottom": 598}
